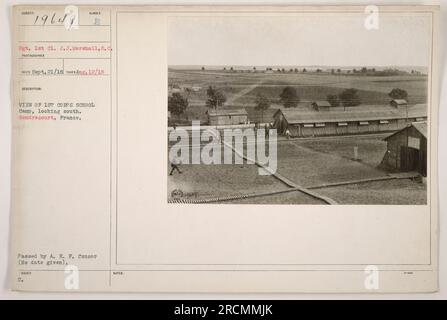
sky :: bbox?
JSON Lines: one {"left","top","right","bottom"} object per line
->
{"left": 168, "top": 13, "right": 432, "bottom": 67}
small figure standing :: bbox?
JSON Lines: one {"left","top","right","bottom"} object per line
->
{"left": 169, "top": 157, "right": 183, "bottom": 175}
{"left": 285, "top": 128, "right": 291, "bottom": 139}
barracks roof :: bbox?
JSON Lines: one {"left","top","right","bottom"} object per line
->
{"left": 274, "top": 104, "right": 426, "bottom": 124}
{"left": 311, "top": 101, "right": 332, "bottom": 107}
{"left": 207, "top": 108, "right": 248, "bottom": 117}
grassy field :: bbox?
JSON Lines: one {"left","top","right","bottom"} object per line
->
{"left": 167, "top": 155, "right": 288, "bottom": 200}
{"left": 168, "top": 69, "right": 428, "bottom": 124}
{"left": 275, "top": 138, "right": 387, "bottom": 187}
{"left": 317, "top": 179, "right": 427, "bottom": 205}
{"left": 298, "top": 135, "right": 387, "bottom": 168}
{"left": 167, "top": 135, "right": 427, "bottom": 204}
{"left": 225, "top": 190, "right": 324, "bottom": 205}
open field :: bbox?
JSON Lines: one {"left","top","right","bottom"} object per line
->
{"left": 225, "top": 190, "right": 325, "bottom": 205}
{"left": 167, "top": 134, "right": 427, "bottom": 204}
{"left": 317, "top": 179, "right": 427, "bottom": 205}
{"left": 275, "top": 137, "right": 387, "bottom": 187}
{"left": 297, "top": 135, "right": 387, "bottom": 168}
{"left": 168, "top": 69, "right": 428, "bottom": 124}
{"left": 167, "top": 153, "right": 289, "bottom": 200}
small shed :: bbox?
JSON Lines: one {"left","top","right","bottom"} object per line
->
{"left": 311, "top": 101, "right": 332, "bottom": 111}
{"left": 381, "top": 122, "right": 427, "bottom": 176}
{"left": 390, "top": 99, "right": 408, "bottom": 109}
{"left": 207, "top": 108, "right": 248, "bottom": 125}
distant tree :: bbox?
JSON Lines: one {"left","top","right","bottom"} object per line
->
{"left": 255, "top": 93, "right": 271, "bottom": 123}
{"left": 294, "top": 68, "right": 298, "bottom": 73}
{"left": 337, "top": 68, "right": 341, "bottom": 73}
{"left": 374, "top": 68, "right": 405, "bottom": 76}
{"left": 327, "top": 94, "right": 340, "bottom": 107}
{"left": 223, "top": 67, "right": 226, "bottom": 71}
{"left": 388, "top": 88, "right": 408, "bottom": 100}
{"left": 331, "top": 69, "right": 335, "bottom": 74}
{"left": 361, "top": 67, "right": 368, "bottom": 73}
{"left": 206, "top": 86, "right": 226, "bottom": 109}
{"left": 302, "top": 68, "right": 307, "bottom": 73}
{"left": 253, "top": 67, "right": 257, "bottom": 71}
{"left": 353, "top": 68, "right": 357, "bottom": 73}
{"left": 281, "top": 68, "right": 286, "bottom": 72}
{"left": 290, "top": 68, "right": 294, "bottom": 72}
{"left": 316, "top": 68, "right": 322, "bottom": 73}
{"left": 168, "top": 93, "right": 188, "bottom": 116}
{"left": 339, "top": 88, "right": 361, "bottom": 108}
{"left": 201, "top": 66, "right": 205, "bottom": 71}
{"left": 230, "top": 67, "right": 234, "bottom": 71}
{"left": 279, "top": 86, "right": 300, "bottom": 108}
{"left": 371, "top": 68, "right": 376, "bottom": 73}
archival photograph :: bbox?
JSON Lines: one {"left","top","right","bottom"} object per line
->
{"left": 167, "top": 14, "right": 431, "bottom": 205}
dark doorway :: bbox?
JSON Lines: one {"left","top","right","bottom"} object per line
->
{"left": 400, "top": 146, "right": 420, "bottom": 172}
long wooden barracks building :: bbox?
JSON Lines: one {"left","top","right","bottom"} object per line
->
{"left": 272, "top": 100, "right": 427, "bottom": 137}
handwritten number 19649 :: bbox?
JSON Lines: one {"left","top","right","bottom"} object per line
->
{"left": 33, "top": 13, "right": 76, "bottom": 28}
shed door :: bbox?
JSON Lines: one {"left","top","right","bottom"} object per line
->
{"left": 400, "top": 146, "right": 420, "bottom": 172}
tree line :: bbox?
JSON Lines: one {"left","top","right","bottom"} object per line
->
{"left": 198, "top": 66, "right": 422, "bottom": 76}
{"left": 168, "top": 85, "right": 409, "bottom": 118}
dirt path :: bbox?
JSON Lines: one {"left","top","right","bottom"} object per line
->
{"left": 167, "top": 173, "right": 420, "bottom": 204}
{"left": 225, "top": 80, "right": 265, "bottom": 105}
{"left": 215, "top": 130, "right": 339, "bottom": 205}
